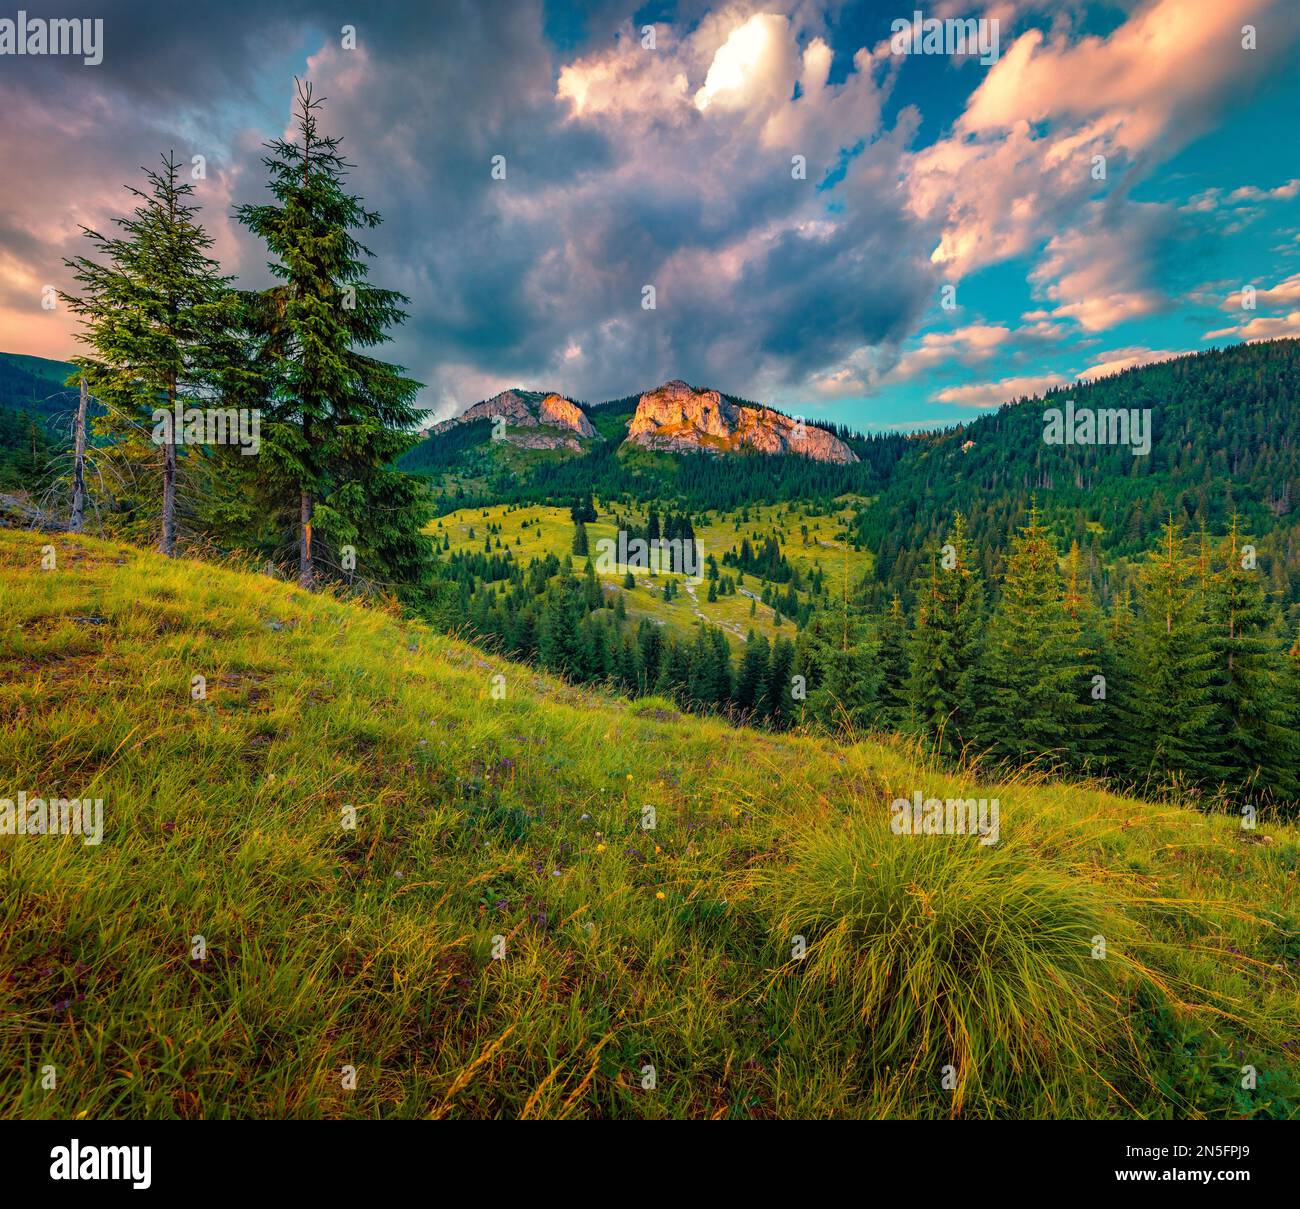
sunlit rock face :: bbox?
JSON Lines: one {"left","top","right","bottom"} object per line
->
{"left": 538, "top": 393, "right": 597, "bottom": 438}
{"left": 625, "top": 380, "right": 857, "bottom": 464}
{"left": 423, "top": 388, "right": 599, "bottom": 449}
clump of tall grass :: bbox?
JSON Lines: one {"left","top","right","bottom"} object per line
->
{"left": 760, "top": 811, "right": 1149, "bottom": 1117}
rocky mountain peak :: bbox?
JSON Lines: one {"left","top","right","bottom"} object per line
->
{"left": 625, "top": 380, "right": 856, "bottom": 464}
{"left": 422, "top": 388, "right": 599, "bottom": 449}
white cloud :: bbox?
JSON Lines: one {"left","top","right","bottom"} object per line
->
{"left": 1078, "top": 347, "right": 1183, "bottom": 379}
{"left": 1028, "top": 201, "right": 1175, "bottom": 331}
{"left": 904, "top": 0, "right": 1300, "bottom": 345}
{"left": 1220, "top": 273, "right": 1300, "bottom": 312}
{"left": 1204, "top": 310, "right": 1300, "bottom": 342}
{"left": 934, "top": 373, "right": 1069, "bottom": 407}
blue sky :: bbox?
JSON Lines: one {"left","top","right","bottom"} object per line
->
{"left": 2, "top": 0, "right": 1298, "bottom": 429}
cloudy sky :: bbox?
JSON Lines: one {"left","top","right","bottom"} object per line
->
{"left": 2, "top": 0, "right": 1298, "bottom": 429}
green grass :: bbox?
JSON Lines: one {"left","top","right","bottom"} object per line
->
{"left": 429, "top": 498, "right": 869, "bottom": 649}
{"left": 692, "top": 497, "right": 874, "bottom": 585}
{"left": 1, "top": 530, "right": 1297, "bottom": 1119}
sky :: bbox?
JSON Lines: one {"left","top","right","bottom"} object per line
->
{"left": 1, "top": 0, "right": 1298, "bottom": 431}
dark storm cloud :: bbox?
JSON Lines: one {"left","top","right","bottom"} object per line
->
{"left": 1, "top": 0, "right": 939, "bottom": 408}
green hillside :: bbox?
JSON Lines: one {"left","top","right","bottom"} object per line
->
{"left": 861, "top": 340, "right": 1300, "bottom": 609}
{"left": 0, "top": 352, "right": 79, "bottom": 488}
{"left": 2, "top": 529, "right": 1296, "bottom": 1119}
{"left": 0, "top": 351, "right": 77, "bottom": 407}
{"left": 430, "top": 499, "right": 870, "bottom": 652}
{"left": 403, "top": 342, "right": 1300, "bottom": 613}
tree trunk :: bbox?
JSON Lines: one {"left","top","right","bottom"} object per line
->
{"left": 70, "top": 375, "right": 87, "bottom": 533}
{"left": 159, "top": 377, "right": 177, "bottom": 556}
{"left": 299, "top": 491, "right": 315, "bottom": 589}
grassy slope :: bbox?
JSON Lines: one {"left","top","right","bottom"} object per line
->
{"left": 1, "top": 530, "right": 1297, "bottom": 1120}
{"left": 429, "top": 499, "right": 874, "bottom": 649}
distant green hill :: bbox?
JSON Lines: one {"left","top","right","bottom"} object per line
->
{"left": 0, "top": 352, "right": 79, "bottom": 488}
{"left": 404, "top": 399, "right": 902, "bottom": 514}
{"left": 13, "top": 340, "right": 1299, "bottom": 610}
{"left": 403, "top": 341, "right": 1300, "bottom": 609}
{"left": 0, "top": 351, "right": 77, "bottom": 414}
{"left": 859, "top": 340, "right": 1300, "bottom": 609}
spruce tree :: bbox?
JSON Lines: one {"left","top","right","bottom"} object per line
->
{"left": 1095, "top": 583, "right": 1134, "bottom": 773}
{"left": 1062, "top": 539, "right": 1107, "bottom": 768}
{"left": 973, "top": 509, "right": 1098, "bottom": 769}
{"left": 1206, "top": 519, "right": 1299, "bottom": 800}
{"left": 583, "top": 558, "right": 602, "bottom": 610}
{"left": 907, "top": 514, "right": 983, "bottom": 754}
{"left": 538, "top": 574, "right": 584, "bottom": 677}
{"left": 766, "top": 637, "right": 796, "bottom": 727}
{"left": 616, "top": 633, "right": 641, "bottom": 692}
{"left": 877, "top": 593, "right": 910, "bottom": 729}
{"left": 735, "top": 633, "right": 771, "bottom": 716}
{"left": 792, "top": 598, "right": 879, "bottom": 734}
{"left": 1119, "top": 519, "right": 1218, "bottom": 790}
{"left": 236, "top": 79, "right": 429, "bottom": 591}
{"left": 62, "top": 152, "right": 240, "bottom": 555}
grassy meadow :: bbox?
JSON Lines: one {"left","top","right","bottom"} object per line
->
{"left": 429, "top": 498, "right": 873, "bottom": 649}
{"left": 1, "top": 529, "right": 1297, "bottom": 1119}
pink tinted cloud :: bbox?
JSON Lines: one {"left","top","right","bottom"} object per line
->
{"left": 906, "top": 0, "right": 1300, "bottom": 331}
{"left": 935, "top": 372, "right": 1069, "bottom": 407}
{"left": 1078, "top": 346, "right": 1185, "bottom": 379}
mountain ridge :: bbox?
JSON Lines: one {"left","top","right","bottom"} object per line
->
{"left": 419, "top": 377, "right": 858, "bottom": 466}
{"left": 420, "top": 387, "right": 599, "bottom": 451}
{"left": 625, "top": 379, "right": 857, "bottom": 464}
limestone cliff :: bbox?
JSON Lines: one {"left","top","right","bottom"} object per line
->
{"left": 624, "top": 380, "right": 856, "bottom": 464}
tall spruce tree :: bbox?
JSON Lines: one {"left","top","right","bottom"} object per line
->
{"left": 877, "top": 593, "right": 910, "bottom": 728}
{"left": 973, "top": 509, "right": 1098, "bottom": 769}
{"left": 907, "top": 514, "right": 983, "bottom": 754}
{"left": 1119, "top": 519, "right": 1218, "bottom": 789}
{"left": 1095, "top": 582, "right": 1134, "bottom": 773}
{"left": 1062, "top": 538, "right": 1108, "bottom": 768}
{"left": 735, "top": 633, "right": 771, "bottom": 716}
{"left": 236, "top": 79, "right": 430, "bottom": 591}
{"left": 1206, "top": 518, "right": 1299, "bottom": 800}
{"left": 62, "top": 152, "right": 240, "bottom": 555}
{"left": 766, "top": 636, "right": 797, "bottom": 727}
{"left": 796, "top": 600, "right": 880, "bottom": 734}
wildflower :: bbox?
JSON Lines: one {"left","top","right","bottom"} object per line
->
{"left": 596, "top": 844, "right": 606, "bottom": 853}
{"left": 656, "top": 891, "right": 666, "bottom": 900}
